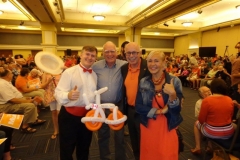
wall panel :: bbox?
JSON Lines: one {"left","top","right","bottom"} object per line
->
{"left": 0, "top": 33, "right": 42, "bottom": 45}
{"left": 202, "top": 25, "right": 240, "bottom": 57}
{"left": 57, "top": 35, "right": 118, "bottom": 47}
{"left": 174, "top": 35, "right": 189, "bottom": 56}
{"left": 141, "top": 38, "right": 174, "bottom": 48}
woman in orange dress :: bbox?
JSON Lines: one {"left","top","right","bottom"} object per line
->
{"left": 135, "top": 50, "right": 183, "bottom": 160}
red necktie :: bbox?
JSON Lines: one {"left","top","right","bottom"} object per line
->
{"left": 79, "top": 64, "right": 92, "bottom": 73}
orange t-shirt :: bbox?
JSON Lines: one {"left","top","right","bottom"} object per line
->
{"left": 124, "top": 60, "right": 141, "bottom": 106}
{"left": 15, "top": 76, "right": 28, "bottom": 93}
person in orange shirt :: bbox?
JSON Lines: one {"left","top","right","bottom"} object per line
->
{"left": 0, "top": 68, "right": 46, "bottom": 135}
{"left": 121, "top": 42, "right": 150, "bottom": 160}
{"left": 15, "top": 68, "right": 50, "bottom": 107}
{"left": 191, "top": 78, "right": 235, "bottom": 154}
{"left": 186, "top": 64, "right": 200, "bottom": 90}
{"left": 135, "top": 50, "right": 183, "bottom": 160}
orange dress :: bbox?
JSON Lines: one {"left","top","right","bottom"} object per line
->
{"left": 140, "top": 96, "right": 178, "bottom": 160}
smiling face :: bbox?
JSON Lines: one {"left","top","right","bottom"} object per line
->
{"left": 80, "top": 46, "right": 97, "bottom": 69}
{"left": 103, "top": 41, "right": 117, "bottom": 67}
{"left": 125, "top": 42, "right": 141, "bottom": 68}
{"left": 147, "top": 51, "right": 166, "bottom": 75}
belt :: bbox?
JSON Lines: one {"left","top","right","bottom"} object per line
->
{"left": 64, "top": 106, "right": 88, "bottom": 117}
{"left": 127, "top": 104, "right": 135, "bottom": 108}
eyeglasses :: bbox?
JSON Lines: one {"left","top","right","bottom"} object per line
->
{"left": 125, "top": 51, "right": 139, "bottom": 56}
{"left": 104, "top": 50, "right": 116, "bottom": 54}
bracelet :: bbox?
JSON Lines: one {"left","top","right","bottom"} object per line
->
{"left": 159, "top": 109, "right": 163, "bottom": 114}
{"left": 168, "top": 98, "right": 178, "bottom": 105}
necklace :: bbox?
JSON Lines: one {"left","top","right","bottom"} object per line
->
{"left": 155, "top": 89, "right": 162, "bottom": 97}
{"left": 152, "top": 73, "right": 165, "bottom": 85}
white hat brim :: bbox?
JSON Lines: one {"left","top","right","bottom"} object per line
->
{"left": 35, "top": 51, "right": 64, "bottom": 75}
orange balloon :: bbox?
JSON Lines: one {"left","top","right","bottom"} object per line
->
{"left": 107, "top": 110, "right": 124, "bottom": 130}
{"left": 85, "top": 110, "right": 102, "bottom": 131}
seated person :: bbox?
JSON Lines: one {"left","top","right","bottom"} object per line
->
{"left": 186, "top": 64, "right": 200, "bottom": 90}
{"left": 178, "top": 66, "right": 189, "bottom": 86}
{"left": 200, "top": 65, "right": 218, "bottom": 87}
{"left": 0, "top": 124, "right": 13, "bottom": 160}
{"left": 0, "top": 130, "right": 5, "bottom": 160}
{"left": 8, "top": 63, "right": 19, "bottom": 86}
{"left": 191, "top": 79, "right": 235, "bottom": 154}
{"left": 195, "top": 86, "right": 212, "bottom": 118}
{"left": 14, "top": 55, "right": 27, "bottom": 68}
{"left": 15, "top": 68, "right": 51, "bottom": 107}
{"left": 0, "top": 68, "right": 46, "bottom": 134}
{"left": 215, "top": 64, "right": 231, "bottom": 82}
{"left": 199, "top": 63, "right": 210, "bottom": 79}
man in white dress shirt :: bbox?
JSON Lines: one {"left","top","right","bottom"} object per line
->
{"left": 55, "top": 46, "right": 98, "bottom": 160}
{"left": 0, "top": 67, "right": 45, "bottom": 133}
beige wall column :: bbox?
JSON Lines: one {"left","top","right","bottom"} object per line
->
{"left": 188, "top": 32, "right": 202, "bottom": 56}
{"left": 40, "top": 23, "right": 57, "bottom": 54}
{"left": 124, "top": 27, "right": 142, "bottom": 44}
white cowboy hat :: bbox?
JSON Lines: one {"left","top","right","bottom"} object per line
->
{"left": 35, "top": 51, "right": 64, "bottom": 75}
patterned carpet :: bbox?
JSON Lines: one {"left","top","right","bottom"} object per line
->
{"left": 10, "top": 87, "right": 216, "bottom": 160}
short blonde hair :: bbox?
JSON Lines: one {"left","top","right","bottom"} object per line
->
{"left": 146, "top": 50, "right": 165, "bottom": 61}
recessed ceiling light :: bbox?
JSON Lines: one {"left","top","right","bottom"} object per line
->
{"left": 18, "top": 26, "right": 26, "bottom": 29}
{"left": 93, "top": 15, "right": 105, "bottom": 21}
{"left": 182, "top": 22, "right": 193, "bottom": 27}
{"left": 88, "top": 29, "right": 95, "bottom": 32}
{"left": 236, "top": 5, "right": 240, "bottom": 10}
{"left": 154, "top": 32, "right": 160, "bottom": 35}
{"left": 177, "top": 12, "right": 198, "bottom": 20}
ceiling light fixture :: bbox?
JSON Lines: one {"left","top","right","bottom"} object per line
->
{"left": 93, "top": 15, "right": 105, "bottom": 21}
{"left": 163, "top": 22, "right": 168, "bottom": 27}
{"left": 197, "top": 9, "right": 202, "bottom": 14}
{"left": 236, "top": 5, "right": 240, "bottom": 10}
{"left": 182, "top": 22, "right": 193, "bottom": 27}
{"left": 172, "top": 19, "right": 176, "bottom": 23}
{"left": 0, "top": 10, "right": 3, "bottom": 15}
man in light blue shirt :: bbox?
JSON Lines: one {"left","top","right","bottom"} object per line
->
{"left": 92, "top": 41, "right": 127, "bottom": 160}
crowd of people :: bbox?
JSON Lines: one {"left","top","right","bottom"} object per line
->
{"left": 0, "top": 42, "right": 240, "bottom": 160}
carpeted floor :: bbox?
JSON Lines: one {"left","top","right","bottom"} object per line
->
{"left": 10, "top": 87, "right": 216, "bottom": 160}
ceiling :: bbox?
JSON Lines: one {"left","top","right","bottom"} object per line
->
{"left": 0, "top": 0, "right": 240, "bottom": 37}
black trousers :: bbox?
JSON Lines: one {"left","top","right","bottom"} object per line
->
{"left": 58, "top": 107, "right": 92, "bottom": 160}
{"left": 127, "top": 105, "right": 140, "bottom": 160}
{"left": 0, "top": 126, "right": 13, "bottom": 153}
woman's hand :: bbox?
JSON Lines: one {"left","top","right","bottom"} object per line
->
{"left": 155, "top": 105, "right": 168, "bottom": 114}
{"left": 163, "top": 78, "right": 177, "bottom": 102}
{"left": 163, "top": 79, "right": 176, "bottom": 96}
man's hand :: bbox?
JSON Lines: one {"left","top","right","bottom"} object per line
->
{"left": 68, "top": 85, "right": 80, "bottom": 100}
